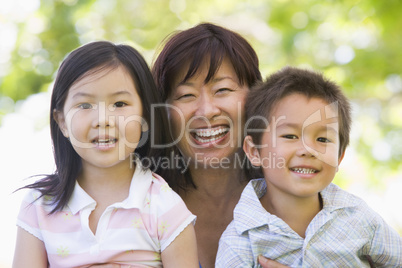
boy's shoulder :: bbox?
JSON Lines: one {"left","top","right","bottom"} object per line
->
{"left": 321, "top": 183, "right": 384, "bottom": 224}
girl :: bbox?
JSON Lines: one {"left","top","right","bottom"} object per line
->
{"left": 13, "top": 41, "right": 198, "bottom": 268}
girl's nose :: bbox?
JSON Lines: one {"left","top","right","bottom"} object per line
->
{"left": 92, "top": 102, "right": 115, "bottom": 128}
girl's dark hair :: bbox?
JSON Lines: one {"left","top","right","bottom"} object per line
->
{"left": 22, "top": 41, "right": 168, "bottom": 213}
{"left": 246, "top": 66, "right": 352, "bottom": 158}
{"left": 152, "top": 23, "right": 262, "bottom": 191}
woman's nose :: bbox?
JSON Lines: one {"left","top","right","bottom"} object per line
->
{"left": 194, "top": 94, "right": 221, "bottom": 119}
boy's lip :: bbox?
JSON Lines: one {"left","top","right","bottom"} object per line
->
{"left": 289, "top": 165, "right": 320, "bottom": 174}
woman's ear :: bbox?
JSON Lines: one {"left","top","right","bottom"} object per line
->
{"left": 53, "top": 109, "right": 69, "bottom": 138}
{"left": 243, "top": 135, "right": 261, "bottom": 167}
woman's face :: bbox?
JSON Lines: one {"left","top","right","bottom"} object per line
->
{"left": 167, "top": 58, "right": 249, "bottom": 168}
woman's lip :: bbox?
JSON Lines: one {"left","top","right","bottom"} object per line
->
{"left": 190, "top": 126, "right": 230, "bottom": 138}
{"left": 190, "top": 129, "right": 229, "bottom": 146}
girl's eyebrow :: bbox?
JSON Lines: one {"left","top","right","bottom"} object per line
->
{"left": 72, "top": 90, "right": 132, "bottom": 99}
{"left": 110, "top": 90, "right": 133, "bottom": 97}
{"left": 72, "top": 92, "right": 94, "bottom": 99}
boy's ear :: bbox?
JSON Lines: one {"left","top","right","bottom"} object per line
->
{"left": 336, "top": 150, "right": 346, "bottom": 172}
{"left": 243, "top": 135, "right": 261, "bottom": 167}
{"left": 53, "top": 109, "right": 69, "bottom": 138}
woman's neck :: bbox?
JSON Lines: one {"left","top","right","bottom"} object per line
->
{"left": 188, "top": 164, "right": 245, "bottom": 200}
{"left": 182, "top": 165, "right": 247, "bottom": 268}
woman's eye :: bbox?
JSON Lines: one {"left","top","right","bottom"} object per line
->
{"left": 79, "top": 103, "right": 92, "bottom": 109}
{"left": 176, "top": 94, "right": 195, "bottom": 100}
{"left": 114, "top": 101, "right": 127, "bottom": 108}
{"left": 317, "top": 137, "right": 331, "bottom": 143}
{"left": 216, "top": 88, "right": 232, "bottom": 94}
{"left": 282, "top": 134, "right": 298, "bottom": 139}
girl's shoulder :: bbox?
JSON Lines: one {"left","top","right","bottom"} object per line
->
{"left": 149, "top": 172, "right": 178, "bottom": 196}
{"left": 19, "top": 188, "right": 56, "bottom": 212}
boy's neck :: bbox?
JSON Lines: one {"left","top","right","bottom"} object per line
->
{"left": 260, "top": 189, "right": 323, "bottom": 238}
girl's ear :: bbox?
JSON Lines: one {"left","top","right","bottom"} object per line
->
{"left": 243, "top": 135, "right": 261, "bottom": 167}
{"left": 53, "top": 109, "right": 69, "bottom": 138}
{"left": 141, "top": 117, "right": 149, "bottom": 132}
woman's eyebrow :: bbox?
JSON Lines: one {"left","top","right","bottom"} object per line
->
{"left": 211, "top": 76, "right": 236, "bottom": 83}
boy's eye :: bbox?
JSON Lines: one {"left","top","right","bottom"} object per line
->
{"left": 79, "top": 103, "right": 93, "bottom": 109}
{"left": 114, "top": 101, "right": 127, "bottom": 108}
{"left": 282, "top": 134, "right": 298, "bottom": 139}
{"left": 317, "top": 137, "right": 331, "bottom": 143}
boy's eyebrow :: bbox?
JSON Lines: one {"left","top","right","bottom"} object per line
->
{"left": 275, "top": 122, "right": 300, "bottom": 129}
{"left": 276, "top": 122, "right": 339, "bottom": 133}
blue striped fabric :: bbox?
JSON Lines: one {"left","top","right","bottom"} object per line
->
{"left": 216, "top": 179, "right": 402, "bottom": 267}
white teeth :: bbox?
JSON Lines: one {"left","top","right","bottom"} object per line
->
{"left": 292, "top": 168, "right": 317, "bottom": 174}
{"left": 194, "top": 127, "right": 229, "bottom": 138}
{"left": 193, "top": 127, "right": 229, "bottom": 143}
{"left": 93, "top": 139, "right": 116, "bottom": 145}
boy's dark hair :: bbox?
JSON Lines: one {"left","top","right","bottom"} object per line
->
{"left": 22, "top": 41, "right": 168, "bottom": 213}
{"left": 152, "top": 22, "right": 262, "bottom": 191}
{"left": 245, "top": 66, "right": 352, "bottom": 157}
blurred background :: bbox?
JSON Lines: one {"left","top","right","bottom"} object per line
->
{"left": 1, "top": 0, "right": 401, "bottom": 266}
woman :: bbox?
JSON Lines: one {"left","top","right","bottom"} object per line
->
{"left": 152, "top": 23, "right": 283, "bottom": 268}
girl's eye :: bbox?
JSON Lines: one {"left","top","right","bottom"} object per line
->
{"left": 282, "top": 134, "right": 298, "bottom": 139}
{"left": 114, "top": 101, "right": 127, "bottom": 108}
{"left": 317, "top": 137, "right": 331, "bottom": 143}
{"left": 79, "top": 103, "right": 93, "bottom": 109}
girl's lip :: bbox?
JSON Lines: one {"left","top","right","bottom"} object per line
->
{"left": 91, "top": 136, "right": 118, "bottom": 150}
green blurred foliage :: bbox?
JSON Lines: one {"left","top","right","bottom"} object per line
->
{"left": 0, "top": 0, "right": 401, "bottom": 187}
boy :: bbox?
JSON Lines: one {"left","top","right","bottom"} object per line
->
{"left": 216, "top": 66, "right": 402, "bottom": 267}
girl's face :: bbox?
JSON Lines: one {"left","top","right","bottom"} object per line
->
{"left": 56, "top": 66, "right": 143, "bottom": 171}
{"left": 167, "top": 57, "right": 248, "bottom": 167}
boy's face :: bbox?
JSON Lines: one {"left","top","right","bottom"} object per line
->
{"left": 244, "top": 93, "right": 344, "bottom": 200}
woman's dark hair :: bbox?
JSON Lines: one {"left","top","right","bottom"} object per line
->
{"left": 152, "top": 23, "right": 262, "bottom": 191}
{"left": 21, "top": 41, "right": 167, "bottom": 213}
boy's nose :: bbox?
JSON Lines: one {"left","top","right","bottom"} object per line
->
{"left": 296, "top": 140, "right": 317, "bottom": 158}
